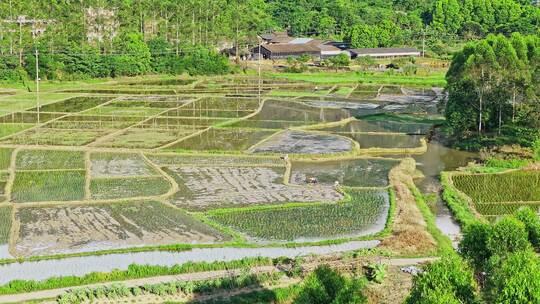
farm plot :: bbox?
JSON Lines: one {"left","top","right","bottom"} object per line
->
{"left": 147, "top": 153, "right": 281, "bottom": 167}
{"left": 339, "top": 133, "right": 424, "bottom": 149}
{"left": 166, "top": 166, "right": 343, "bottom": 211}
{"left": 316, "top": 119, "right": 433, "bottom": 135}
{"left": 209, "top": 189, "right": 389, "bottom": 242}
{"left": 161, "top": 97, "right": 260, "bottom": 118}
{"left": 16, "top": 149, "right": 85, "bottom": 170}
{"left": 0, "top": 206, "right": 12, "bottom": 244}
{"left": 0, "top": 92, "right": 80, "bottom": 114}
{"left": 97, "top": 127, "right": 205, "bottom": 149}
{"left": 1, "top": 128, "right": 110, "bottom": 146}
{"left": 90, "top": 152, "right": 157, "bottom": 178}
{"left": 11, "top": 170, "right": 85, "bottom": 203}
{"left": 226, "top": 99, "right": 350, "bottom": 129}
{"left": 0, "top": 148, "right": 13, "bottom": 170}
{"left": 250, "top": 130, "right": 353, "bottom": 154}
{"left": 290, "top": 159, "right": 399, "bottom": 187}
{"left": 26, "top": 96, "right": 112, "bottom": 113}
{"left": 165, "top": 128, "right": 277, "bottom": 152}
{"left": 115, "top": 78, "right": 195, "bottom": 86}
{"left": 0, "top": 171, "right": 8, "bottom": 200}
{"left": 90, "top": 177, "right": 171, "bottom": 200}
{"left": 13, "top": 201, "right": 228, "bottom": 257}
{"left": 452, "top": 171, "right": 540, "bottom": 203}
{"left": 0, "top": 111, "right": 65, "bottom": 124}
{"left": 0, "top": 123, "right": 34, "bottom": 138}
{"left": 43, "top": 115, "right": 144, "bottom": 130}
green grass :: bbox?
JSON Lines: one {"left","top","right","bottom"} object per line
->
{"left": 273, "top": 72, "right": 446, "bottom": 86}
{"left": 209, "top": 189, "right": 389, "bottom": 241}
{"left": 452, "top": 171, "right": 540, "bottom": 204}
{"left": 16, "top": 149, "right": 85, "bottom": 170}
{"left": 90, "top": 177, "right": 171, "bottom": 199}
{"left": 11, "top": 170, "right": 86, "bottom": 202}
{"left": 409, "top": 184, "right": 453, "bottom": 255}
{"left": 0, "top": 206, "right": 12, "bottom": 244}
{"left": 0, "top": 148, "right": 13, "bottom": 170}
{"left": 440, "top": 172, "right": 481, "bottom": 227}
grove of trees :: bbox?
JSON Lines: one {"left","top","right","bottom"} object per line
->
{"left": 0, "top": 0, "right": 538, "bottom": 80}
{"left": 445, "top": 33, "right": 540, "bottom": 148}
{"left": 407, "top": 207, "right": 540, "bottom": 304}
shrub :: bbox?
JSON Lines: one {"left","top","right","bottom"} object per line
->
{"left": 486, "top": 217, "right": 530, "bottom": 258}
{"left": 533, "top": 139, "right": 540, "bottom": 161}
{"left": 405, "top": 255, "right": 478, "bottom": 304}
{"left": 514, "top": 207, "right": 540, "bottom": 251}
{"left": 294, "top": 265, "right": 366, "bottom": 304}
{"left": 459, "top": 222, "right": 492, "bottom": 270}
{"left": 486, "top": 250, "right": 540, "bottom": 304}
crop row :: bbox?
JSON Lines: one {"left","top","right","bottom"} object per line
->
{"left": 452, "top": 171, "right": 540, "bottom": 203}
{"left": 209, "top": 189, "right": 389, "bottom": 241}
{"left": 0, "top": 206, "right": 12, "bottom": 244}
{"left": 474, "top": 202, "right": 540, "bottom": 216}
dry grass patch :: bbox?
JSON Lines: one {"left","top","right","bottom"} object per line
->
{"left": 378, "top": 159, "right": 436, "bottom": 255}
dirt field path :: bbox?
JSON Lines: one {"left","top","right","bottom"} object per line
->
{"left": 0, "top": 257, "right": 436, "bottom": 304}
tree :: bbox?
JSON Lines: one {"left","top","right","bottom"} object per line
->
{"left": 328, "top": 54, "right": 350, "bottom": 71}
{"left": 459, "top": 222, "right": 492, "bottom": 270}
{"left": 355, "top": 56, "right": 376, "bottom": 71}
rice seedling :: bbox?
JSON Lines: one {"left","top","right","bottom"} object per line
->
{"left": 16, "top": 150, "right": 85, "bottom": 170}
{"left": 0, "top": 123, "right": 34, "bottom": 138}
{"left": 0, "top": 206, "right": 12, "bottom": 244}
{"left": 209, "top": 189, "right": 389, "bottom": 241}
{"left": 452, "top": 171, "right": 540, "bottom": 203}
{"left": 14, "top": 201, "right": 228, "bottom": 256}
{"left": 11, "top": 170, "right": 86, "bottom": 203}
{"left": 90, "top": 177, "right": 171, "bottom": 200}
{"left": 474, "top": 202, "right": 540, "bottom": 216}
{"left": 0, "top": 148, "right": 13, "bottom": 170}
{"left": 98, "top": 127, "right": 202, "bottom": 149}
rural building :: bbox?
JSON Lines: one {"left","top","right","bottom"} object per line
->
{"left": 348, "top": 47, "right": 421, "bottom": 59}
{"left": 253, "top": 36, "right": 348, "bottom": 60}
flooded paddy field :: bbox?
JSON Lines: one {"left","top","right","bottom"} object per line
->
{"left": 0, "top": 75, "right": 468, "bottom": 285}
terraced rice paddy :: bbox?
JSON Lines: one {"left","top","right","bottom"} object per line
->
{"left": 290, "top": 158, "right": 399, "bottom": 187}
{"left": 209, "top": 189, "right": 390, "bottom": 242}
{"left": 452, "top": 171, "right": 540, "bottom": 216}
{"left": 251, "top": 130, "right": 353, "bottom": 154}
{"left": 0, "top": 75, "right": 442, "bottom": 258}
{"left": 13, "top": 201, "right": 229, "bottom": 257}
{"left": 167, "top": 166, "right": 342, "bottom": 210}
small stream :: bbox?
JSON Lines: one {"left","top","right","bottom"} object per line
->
{"left": 413, "top": 141, "right": 476, "bottom": 247}
{"left": 0, "top": 240, "right": 379, "bottom": 284}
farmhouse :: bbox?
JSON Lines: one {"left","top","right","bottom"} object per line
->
{"left": 254, "top": 38, "right": 347, "bottom": 60}
{"left": 348, "top": 47, "right": 421, "bottom": 59}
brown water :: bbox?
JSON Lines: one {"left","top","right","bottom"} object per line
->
{"left": 413, "top": 141, "right": 477, "bottom": 247}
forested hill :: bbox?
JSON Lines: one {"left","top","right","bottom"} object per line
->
{"left": 0, "top": 0, "right": 538, "bottom": 53}
{"left": 0, "top": 0, "right": 538, "bottom": 81}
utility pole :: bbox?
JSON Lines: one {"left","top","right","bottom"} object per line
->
{"left": 35, "top": 48, "right": 40, "bottom": 124}
{"left": 422, "top": 28, "right": 426, "bottom": 58}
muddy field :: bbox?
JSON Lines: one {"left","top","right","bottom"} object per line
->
{"left": 251, "top": 131, "right": 353, "bottom": 154}
{"left": 167, "top": 166, "right": 343, "bottom": 210}
{"left": 13, "top": 201, "right": 228, "bottom": 257}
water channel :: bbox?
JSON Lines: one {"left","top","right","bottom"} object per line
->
{"left": 0, "top": 241, "right": 379, "bottom": 284}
